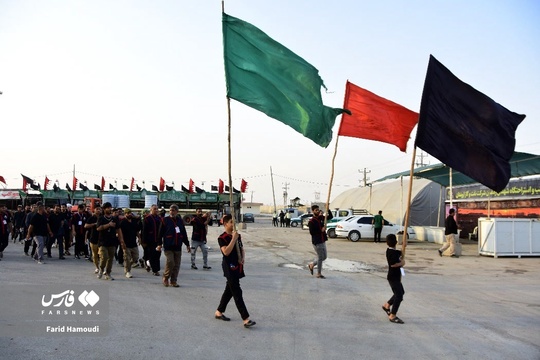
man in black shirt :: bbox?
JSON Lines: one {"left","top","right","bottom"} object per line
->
{"left": 0, "top": 206, "right": 12, "bottom": 259}
{"left": 307, "top": 205, "right": 333, "bottom": 279}
{"left": 12, "top": 205, "right": 25, "bottom": 243}
{"left": 26, "top": 204, "right": 53, "bottom": 264}
{"left": 96, "top": 202, "right": 125, "bottom": 280}
{"left": 119, "top": 208, "right": 141, "bottom": 279}
{"left": 190, "top": 208, "right": 211, "bottom": 270}
{"left": 47, "top": 205, "right": 66, "bottom": 259}
{"left": 382, "top": 234, "right": 405, "bottom": 324}
{"left": 85, "top": 206, "right": 102, "bottom": 274}
{"left": 72, "top": 204, "right": 89, "bottom": 259}
{"left": 439, "top": 208, "right": 459, "bottom": 257}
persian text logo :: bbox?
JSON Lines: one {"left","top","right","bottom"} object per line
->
{"left": 41, "top": 290, "right": 100, "bottom": 308}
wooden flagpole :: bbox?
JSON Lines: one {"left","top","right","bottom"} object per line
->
{"left": 223, "top": 0, "right": 242, "bottom": 262}
{"left": 401, "top": 145, "right": 417, "bottom": 258}
{"left": 324, "top": 131, "right": 341, "bottom": 228}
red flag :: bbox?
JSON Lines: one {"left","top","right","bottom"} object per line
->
{"left": 73, "top": 177, "right": 78, "bottom": 191}
{"left": 130, "top": 177, "right": 135, "bottom": 192}
{"left": 101, "top": 177, "right": 105, "bottom": 191}
{"left": 44, "top": 177, "right": 50, "bottom": 191}
{"left": 0, "top": 176, "right": 5, "bottom": 185}
{"left": 189, "top": 179, "right": 194, "bottom": 193}
{"left": 339, "top": 81, "right": 418, "bottom": 152}
{"left": 240, "top": 179, "right": 248, "bottom": 193}
{"left": 218, "top": 179, "right": 224, "bottom": 194}
{"left": 159, "top": 177, "right": 165, "bottom": 192}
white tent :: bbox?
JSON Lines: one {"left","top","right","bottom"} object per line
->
{"left": 330, "top": 178, "right": 444, "bottom": 226}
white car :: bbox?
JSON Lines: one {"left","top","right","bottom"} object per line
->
{"left": 334, "top": 215, "right": 416, "bottom": 242}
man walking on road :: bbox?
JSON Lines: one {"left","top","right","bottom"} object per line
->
{"left": 439, "top": 208, "right": 459, "bottom": 258}
{"left": 307, "top": 205, "right": 332, "bottom": 279}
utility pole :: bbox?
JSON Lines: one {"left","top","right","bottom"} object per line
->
{"left": 250, "top": 191, "right": 254, "bottom": 203}
{"left": 359, "top": 168, "right": 371, "bottom": 187}
{"left": 416, "top": 151, "right": 429, "bottom": 167}
{"left": 282, "top": 182, "right": 289, "bottom": 208}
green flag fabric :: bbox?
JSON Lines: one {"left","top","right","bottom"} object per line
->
{"left": 222, "top": 13, "right": 347, "bottom": 147}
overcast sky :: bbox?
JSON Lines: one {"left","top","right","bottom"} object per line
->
{"left": 1, "top": 0, "right": 538, "bottom": 206}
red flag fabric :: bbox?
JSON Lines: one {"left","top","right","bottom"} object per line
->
{"left": 101, "top": 177, "right": 105, "bottom": 191}
{"left": 218, "top": 179, "right": 224, "bottom": 194}
{"left": 189, "top": 179, "right": 194, "bottom": 194}
{"left": 240, "top": 179, "right": 248, "bottom": 193}
{"left": 44, "top": 177, "right": 50, "bottom": 191}
{"left": 159, "top": 177, "right": 165, "bottom": 192}
{"left": 0, "top": 176, "right": 5, "bottom": 185}
{"left": 130, "top": 177, "right": 135, "bottom": 192}
{"left": 73, "top": 177, "right": 78, "bottom": 191}
{"left": 339, "top": 81, "right": 419, "bottom": 152}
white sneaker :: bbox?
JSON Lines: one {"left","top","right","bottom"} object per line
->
{"left": 97, "top": 271, "right": 103, "bottom": 279}
{"left": 94, "top": 268, "right": 99, "bottom": 274}
{"left": 37, "top": 260, "right": 44, "bottom": 264}
{"left": 125, "top": 272, "right": 133, "bottom": 278}
{"left": 104, "top": 273, "right": 114, "bottom": 280}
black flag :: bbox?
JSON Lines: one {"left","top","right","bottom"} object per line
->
{"left": 152, "top": 185, "right": 159, "bottom": 192}
{"left": 94, "top": 184, "right": 101, "bottom": 191}
{"left": 415, "top": 55, "right": 525, "bottom": 192}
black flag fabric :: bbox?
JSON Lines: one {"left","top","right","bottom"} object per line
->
{"left": 122, "top": 184, "right": 129, "bottom": 190}
{"left": 166, "top": 185, "right": 174, "bottom": 191}
{"left": 109, "top": 184, "right": 115, "bottom": 190}
{"left": 415, "top": 55, "right": 526, "bottom": 193}
{"left": 181, "top": 185, "right": 189, "bottom": 193}
{"left": 66, "top": 183, "right": 72, "bottom": 192}
{"left": 94, "top": 184, "right": 101, "bottom": 191}
{"left": 136, "top": 185, "right": 142, "bottom": 191}
{"left": 152, "top": 185, "right": 159, "bottom": 192}
{"left": 211, "top": 185, "right": 218, "bottom": 191}
{"left": 195, "top": 186, "right": 204, "bottom": 194}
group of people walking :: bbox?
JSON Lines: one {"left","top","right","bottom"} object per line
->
{"left": 0, "top": 202, "right": 256, "bottom": 328}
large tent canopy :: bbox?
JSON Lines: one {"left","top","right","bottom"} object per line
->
{"left": 330, "top": 178, "right": 444, "bottom": 226}
{"left": 374, "top": 152, "right": 540, "bottom": 187}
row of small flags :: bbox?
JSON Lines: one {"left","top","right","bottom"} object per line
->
{"left": 9, "top": 175, "right": 248, "bottom": 194}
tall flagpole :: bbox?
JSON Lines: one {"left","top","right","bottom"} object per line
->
{"left": 401, "top": 146, "right": 417, "bottom": 258}
{"left": 223, "top": 0, "right": 242, "bottom": 262}
{"left": 324, "top": 122, "right": 341, "bottom": 229}
{"left": 270, "top": 166, "right": 277, "bottom": 214}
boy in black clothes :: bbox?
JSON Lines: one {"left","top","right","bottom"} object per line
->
{"left": 382, "top": 234, "right": 406, "bottom": 324}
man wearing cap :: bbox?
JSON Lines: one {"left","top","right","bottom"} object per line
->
{"left": 96, "top": 202, "right": 125, "bottom": 280}
{"left": 158, "top": 204, "right": 190, "bottom": 287}
{"left": 26, "top": 203, "right": 53, "bottom": 264}
{"left": 119, "top": 208, "right": 141, "bottom": 278}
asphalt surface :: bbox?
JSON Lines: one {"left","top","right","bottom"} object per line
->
{"left": 1, "top": 217, "right": 539, "bottom": 360}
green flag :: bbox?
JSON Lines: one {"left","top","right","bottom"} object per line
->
{"left": 222, "top": 13, "right": 347, "bottom": 148}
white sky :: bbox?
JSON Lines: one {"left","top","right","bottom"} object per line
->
{"left": 1, "top": 0, "right": 539, "bottom": 205}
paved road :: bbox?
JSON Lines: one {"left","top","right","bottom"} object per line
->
{"left": 1, "top": 218, "right": 539, "bottom": 359}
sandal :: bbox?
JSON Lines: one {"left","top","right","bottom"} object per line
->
{"left": 389, "top": 317, "right": 404, "bottom": 324}
{"left": 382, "top": 306, "right": 391, "bottom": 316}
{"left": 243, "top": 320, "right": 256, "bottom": 328}
{"left": 316, "top": 274, "right": 326, "bottom": 279}
{"left": 308, "top": 263, "right": 314, "bottom": 275}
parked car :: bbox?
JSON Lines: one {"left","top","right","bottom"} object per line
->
{"left": 326, "top": 216, "right": 356, "bottom": 238}
{"left": 334, "top": 215, "right": 416, "bottom": 242}
{"left": 243, "top": 213, "right": 255, "bottom": 223}
{"left": 291, "top": 213, "right": 313, "bottom": 227}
